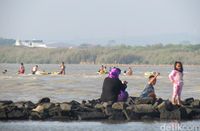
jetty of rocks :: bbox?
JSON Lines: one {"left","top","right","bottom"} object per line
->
{"left": 0, "top": 97, "right": 200, "bottom": 121}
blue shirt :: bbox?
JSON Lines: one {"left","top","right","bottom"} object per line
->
{"left": 140, "top": 84, "right": 155, "bottom": 98}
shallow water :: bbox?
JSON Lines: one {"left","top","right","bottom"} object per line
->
{"left": 0, "top": 64, "right": 200, "bottom": 131}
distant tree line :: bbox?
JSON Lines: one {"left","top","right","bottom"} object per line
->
{"left": 0, "top": 38, "right": 15, "bottom": 45}
{"left": 0, "top": 44, "right": 200, "bottom": 65}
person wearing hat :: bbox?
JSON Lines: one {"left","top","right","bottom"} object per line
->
{"left": 100, "top": 67, "right": 128, "bottom": 103}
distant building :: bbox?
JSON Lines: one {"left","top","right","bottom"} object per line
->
{"left": 15, "top": 40, "right": 47, "bottom": 48}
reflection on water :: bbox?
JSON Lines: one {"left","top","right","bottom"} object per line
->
{"left": 0, "top": 64, "right": 200, "bottom": 130}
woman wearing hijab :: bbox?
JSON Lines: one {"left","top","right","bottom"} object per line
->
{"left": 100, "top": 67, "right": 128, "bottom": 103}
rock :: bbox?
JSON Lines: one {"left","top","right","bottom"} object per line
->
{"left": 112, "top": 102, "right": 126, "bottom": 110}
{"left": 179, "top": 107, "right": 189, "bottom": 119}
{"left": 38, "top": 97, "right": 50, "bottom": 104}
{"left": 7, "top": 109, "right": 28, "bottom": 119}
{"left": 135, "top": 97, "right": 155, "bottom": 105}
{"left": 0, "top": 101, "right": 13, "bottom": 106}
{"left": 192, "top": 99, "right": 200, "bottom": 108}
{"left": 126, "top": 111, "right": 141, "bottom": 120}
{"left": 134, "top": 104, "right": 155, "bottom": 113}
{"left": 108, "top": 110, "right": 126, "bottom": 120}
{"left": 24, "top": 101, "right": 35, "bottom": 109}
{"left": 183, "top": 97, "right": 194, "bottom": 105}
{"left": 60, "top": 103, "right": 72, "bottom": 111}
{"left": 77, "top": 111, "right": 107, "bottom": 120}
{"left": 94, "top": 103, "right": 104, "bottom": 109}
{"left": 160, "top": 108, "right": 181, "bottom": 120}
{"left": 0, "top": 108, "right": 7, "bottom": 119}
{"left": 87, "top": 98, "right": 101, "bottom": 107}
{"left": 32, "top": 105, "right": 44, "bottom": 113}
{"left": 48, "top": 106, "right": 61, "bottom": 116}
{"left": 30, "top": 111, "right": 42, "bottom": 120}
{"left": 32, "top": 103, "right": 55, "bottom": 113}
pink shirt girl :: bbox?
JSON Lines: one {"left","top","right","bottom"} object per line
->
{"left": 169, "top": 69, "right": 183, "bottom": 98}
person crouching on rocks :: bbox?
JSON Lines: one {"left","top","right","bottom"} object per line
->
{"left": 140, "top": 72, "right": 160, "bottom": 101}
{"left": 100, "top": 67, "right": 128, "bottom": 103}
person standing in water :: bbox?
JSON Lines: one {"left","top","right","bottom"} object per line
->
{"left": 32, "top": 65, "right": 38, "bottom": 74}
{"left": 18, "top": 63, "right": 25, "bottom": 74}
{"left": 169, "top": 61, "right": 184, "bottom": 106}
{"left": 59, "top": 62, "right": 65, "bottom": 75}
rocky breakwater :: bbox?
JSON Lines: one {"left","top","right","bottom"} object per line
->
{"left": 0, "top": 97, "right": 200, "bottom": 121}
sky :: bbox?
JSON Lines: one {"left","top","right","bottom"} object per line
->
{"left": 0, "top": 0, "right": 200, "bottom": 45}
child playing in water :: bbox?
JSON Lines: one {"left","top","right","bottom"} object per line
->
{"left": 169, "top": 61, "right": 184, "bottom": 105}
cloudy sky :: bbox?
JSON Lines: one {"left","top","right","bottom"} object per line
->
{"left": 0, "top": 0, "right": 199, "bottom": 44}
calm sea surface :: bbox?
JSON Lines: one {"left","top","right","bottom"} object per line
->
{"left": 0, "top": 64, "right": 200, "bottom": 131}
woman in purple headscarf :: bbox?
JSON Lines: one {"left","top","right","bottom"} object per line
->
{"left": 100, "top": 67, "right": 128, "bottom": 103}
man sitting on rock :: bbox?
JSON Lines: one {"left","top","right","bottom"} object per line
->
{"left": 140, "top": 72, "right": 160, "bottom": 100}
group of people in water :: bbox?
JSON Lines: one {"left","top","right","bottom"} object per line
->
{"left": 4, "top": 61, "right": 184, "bottom": 106}
{"left": 100, "top": 61, "right": 184, "bottom": 106}
{"left": 17, "top": 62, "right": 66, "bottom": 75}
{"left": 98, "top": 65, "right": 133, "bottom": 76}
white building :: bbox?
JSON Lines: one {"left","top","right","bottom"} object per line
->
{"left": 15, "top": 40, "right": 47, "bottom": 48}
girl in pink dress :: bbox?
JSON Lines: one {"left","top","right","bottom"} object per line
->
{"left": 169, "top": 61, "right": 184, "bottom": 105}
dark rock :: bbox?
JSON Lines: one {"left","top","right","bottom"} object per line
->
{"left": 30, "top": 111, "right": 43, "bottom": 120}
{"left": 183, "top": 97, "right": 194, "bottom": 105}
{"left": 126, "top": 111, "right": 141, "bottom": 120}
{"left": 87, "top": 98, "right": 101, "bottom": 107}
{"left": 38, "top": 97, "right": 50, "bottom": 104}
{"left": 7, "top": 108, "right": 28, "bottom": 119}
{"left": 0, "top": 101, "right": 13, "bottom": 106}
{"left": 164, "top": 100, "right": 174, "bottom": 111}
{"left": 108, "top": 110, "right": 126, "bottom": 120}
{"left": 77, "top": 111, "right": 107, "bottom": 120}
{"left": 179, "top": 107, "right": 189, "bottom": 119}
{"left": 160, "top": 108, "right": 181, "bottom": 120}
{"left": 0, "top": 108, "right": 7, "bottom": 119}
{"left": 48, "top": 106, "right": 61, "bottom": 117}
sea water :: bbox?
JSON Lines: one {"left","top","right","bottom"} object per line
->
{"left": 0, "top": 64, "right": 200, "bottom": 131}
